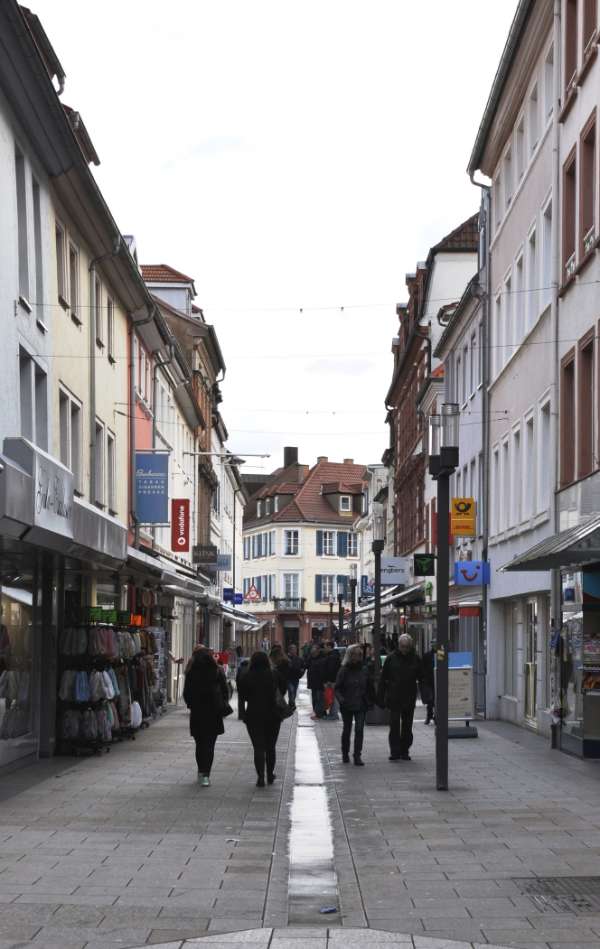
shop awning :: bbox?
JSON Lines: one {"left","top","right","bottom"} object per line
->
{"left": 126, "top": 546, "right": 208, "bottom": 599}
{"left": 220, "top": 602, "right": 260, "bottom": 628}
{"left": 355, "top": 582, "right": 425, "bottom": 615}
{"left": 501, "top": 514, "right": 600, "bottom": 572}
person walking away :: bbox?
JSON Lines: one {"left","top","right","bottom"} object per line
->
{"left": 287, "top": 643, "right": 304, "bottom": 704}
{"left": 323, "top": 641, "right": 341, "bottom": 720}
{"left": 183, "top": 648, "right": 229, "bottom": 786}
{"left": 377, "top": 633, "right": 422, "bottom": 761}
{"left": 306, "top": 644, "right": 326, "bottom": 719}
{"left": 269, "top": 644, "right": 291, "bottom": 698}
{"left": 335, "top": 644, "right": 372, "bottom": 765}
{"left": 421, "top": 642, "right": 436, "bottom": 725}
{"left": 236, "top": 656, "right": 250, "bottom": 720}
{"left": 239, "top": 651, "right": 281, "bottom": 787}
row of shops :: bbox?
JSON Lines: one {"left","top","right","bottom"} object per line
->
{"left": 0, "top": 438, "right": 258, "bottom": 773}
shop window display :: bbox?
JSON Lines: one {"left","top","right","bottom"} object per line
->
{"left": 558, "top": 570, "right": 600, "bottom": 757}
{"left": 0, "top": 590, "right": 34, "bottom": 760}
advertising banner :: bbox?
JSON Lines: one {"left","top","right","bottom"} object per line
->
{"left": 171, "top": 498, "right": 190, "bottom": 552}
{"left": 450, "top": 497, "right": 476, "bottom": 537}
{"left": 454, "top": 560, "right": 490, "bottom": 586}
{"left": 135, "top": 452, "right": 169, "bottom": 524}
{"left": 380, "top": 556, "right": 411, "bottom": 586}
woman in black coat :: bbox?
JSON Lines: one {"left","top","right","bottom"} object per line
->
{"left": 183, "top": 648, "right": 229, "bottom": 787}
{"left": 239, "top": 651, "right": 280, "bottom": 787}
{"left": 335, "top": 644, "right": 372, "bottom": 765}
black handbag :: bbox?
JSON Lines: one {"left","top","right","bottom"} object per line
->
{"left": 275, "top": 687, "right": 295, "bottom": 720}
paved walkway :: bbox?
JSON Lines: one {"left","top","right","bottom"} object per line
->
{"left": 0, "top": 691, "right": 600, "bottom": 949}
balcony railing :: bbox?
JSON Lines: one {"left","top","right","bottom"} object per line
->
{"left": 273, "top": 597, "right": 305, "bottom": 612}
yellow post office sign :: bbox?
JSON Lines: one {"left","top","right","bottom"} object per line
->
{"left": 451, "top": 497, "right": 476, "bottom": 537}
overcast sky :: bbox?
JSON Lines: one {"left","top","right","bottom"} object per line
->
{"left": 34, "top": 0, "right": 515, "bottom": 473}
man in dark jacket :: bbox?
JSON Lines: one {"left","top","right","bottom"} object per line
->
{"left": 421, "top": 642, "right": 436, "bottom": 725}
{"left": 377, "top": 633, "right": 422, "bottom": 761}
{"left": 286, "top": 644, "right": 304, "bottom": 704}
{"left": 306, "top": 644, "right": 327, "bottom": 719}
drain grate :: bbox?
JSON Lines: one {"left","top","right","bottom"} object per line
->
{"left": 513, "top": 876, "right": 600, "bottom": 914}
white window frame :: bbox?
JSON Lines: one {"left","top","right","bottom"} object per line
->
{"left": 322, "top": 530, "right": 336, "bottom": 556}
{"left": 107, "top": 429, "right": 116, "bottom": 513}
{"left": 339, "top": 495, "right": 351, "bottom": 512}
{"left": 95, "top": 276, "right": 103, "bottom": 347}
{"left": 55, "top": 220, "right": 68, "bottom": 307}
{"left": 58, "top": 385, "right": 83, "bottom": 493}
{"left": 348, "top": 532, "right": 358, "bottom": 557}
{"left": 321, "top": 574, "right": 335, "bottom": 602}
{"left": 284, "top": 529, "right": 299, "bottom": 556}
{"left": 537, "top": 396, "right": 552, "bottom": 514}
{"left": 94, "top": 418, "right": 105, "bottom": 507}
{"left": 283, "top": 572, "right": 300, "bottom": 599}
{"left": 107, "top": 295, "right": 114, "bottom": 360}
{"left": 523, "top": 410, "right": 536, "bottom": 520}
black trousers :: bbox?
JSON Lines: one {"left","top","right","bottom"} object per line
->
{"left": 194, "top": 733, "right": 218, "bottom": 775}
{"left": 388, "top": 704, "right": 415, "bottom": 757}
{"left": 341, "top": 709, "right": 365, "bottom": 759}
{"left": 246, "top": 719, "right": 281, "bottom": 779}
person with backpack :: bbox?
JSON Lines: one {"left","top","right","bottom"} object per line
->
{"left": 239, "top": 651, "right": 282, "bottom": 787}
{"left": 335, "top": 644, "right": 373, "bottom": 766}
{"left": 183, "top": 648, "right": 230, "bottom": 786}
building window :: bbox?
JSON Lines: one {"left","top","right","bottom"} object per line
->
{"left": 516, "top": 116, "right": 525, "bottom": 181}
{"left": 283, "top": 573, "right": 299, "bottom": 599}
{"left": 541, "top": 199, "right": 553, "bottom": 310}
{"left": 95, "top": 276, "right": 103, "bottom": 346}
{"left": 212, "top": 485, "right": 220, "bottom": 515}
{"left": 512, "top": 427, "right": 522, "bottom": 526}
{"left": 256, "top": 500, "right": 262, "bottom": 518}
{"left": 19, "top": 349, "right": 33, "bottom": 441}
{"left": 524, "top": 415, "right": 536, "bottom": 519}
{"left": 55, "top": 222, "right": 67, "bottom": 305}
{"left": 265, "top": 498, "right": 271, "bottom": 514}
{"left": 528, "top": 83, "right": 539, "bottom": 154}
{"left": 284, "top": 529, "right": 299, "bottom": 555}
{"left": 340, "top": 495, "right": 351, "bottom": 512}
{"left": 107, "top": 297, "right": 114, "bottom": 359}
{"left": 469, "top": 333, "right": 476, "bottom": 395}
{"left": 539, "top": 400, "right": 552, "bottom": 512}
{"left": 19, "top": 349, "right": 47, "bottom": 449}
{"left": 514, "top": 255, "right": 524, "bottom": 344}
{"left": 478, "top": 321, "right": 484, "bottom": 386}
{"left": 348, "top": 532, "right": 358, "bottom": 557}
{"left": 578, "top": 335, "right": 594, "bottom": 478}
{"left": 565, "top": 0, "right": 578, "bottom": 91}
{"left": 323, "top": 530, "right": 335, "bottom": 555}
{"left": 561, "top": 352, "right": 576, "bottom": 486}
{"left": 563, "top": 148, "right": 577, "bottom": 282}
{"left": 107, "top": 430, "right": 116, "bottom": 513}
{"left": 32, "top": 180, "right": 43, "bottom": 316}
{"left": 69, "top": 244, "right": 79, "bottom": 323}
{"left": 583, "top": 0, "right": 597, "bottom": 53}
{"left": 462, "top": 344, "right": 468, "bottom": 401}
{"left": 270, "top": 530, "right": 276, "bottom": 555}
{"left": 274, "top": 495, "right": 279, "bottom": 512}
{"left": 544, "top": 45, "right": 554, "bottom": 119}
{"left": 502, "top": 439, "right": 510, "bottom": 532}
{"left": 456, "top": 354, "right": 462, "bottom": 402}
{"left": 504, "top": 274, "right": 513, "bottom": 360}
{"left": 492, "top": 447, "right": 500, "bottom": 535}
{"left": 15, "top": 150, "right": 29, "bottom": 304}
{"left": 34, "top": 366, "right": 47, "bottom": 452}
{"left": 60, "top": 389, "right": 82, "bottom": 493}
{"left": 503, "top": 146, "right": 513, "bottom": 209}
{"left": 527, "top": 226, "right": 538, "bottom": 330}
{"left": 493, "top": 295, "right": 501, "bottom": 379}
{"left": 94, "top": 419, "right": 105, "bottom": 506}
{"left": 321, "top": 574, "right": 335, "bottom": 602}
{"left": 580, "top": 112, "right": 596, "bottom": 257}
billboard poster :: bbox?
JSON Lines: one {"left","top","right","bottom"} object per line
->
{"left": 171, "top": 498, "right": 190, "bottom": 552}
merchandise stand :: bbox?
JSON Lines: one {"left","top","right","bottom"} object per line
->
{"left": 56, "top": 613, "right": 162, "bottom": 758}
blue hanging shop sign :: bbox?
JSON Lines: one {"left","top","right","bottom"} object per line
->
{"left": 135, "top": 451, "right": 169, "bottom": 524}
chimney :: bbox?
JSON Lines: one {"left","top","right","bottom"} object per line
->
{"left": 343, "top": 458, "right": 354, "bottom": 464}
{"left": 317, "top": 456, "right": 328, "bottom": 463}
{"left": 283, "top": 446, "right": 298, "bottom": 467}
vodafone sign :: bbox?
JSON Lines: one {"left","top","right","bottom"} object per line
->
{"left": 171, "top": 498, "right": 190, "bottom": 552}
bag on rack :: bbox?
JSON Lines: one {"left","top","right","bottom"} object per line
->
{"left": 130, "top": 701, "right": 143, "bottom": 728}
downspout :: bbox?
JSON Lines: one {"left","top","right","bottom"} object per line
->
{"left": 469, "top": 177, "right": 491, "bottom": 719}
{"left": 550, "top": 0, "right": 562, "bottom": 702}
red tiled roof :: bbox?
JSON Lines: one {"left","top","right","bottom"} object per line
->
{"left": 321, "top": 481, "right": 364, "bottom": 495}
{"left": 431, "top": 213, "right": 479, "bottom": 255}
{"left": 141, "top": 264, "right": 195, "bottom": 284}
{"left": 273, "top": 460, "right": 367, "bottom": 525}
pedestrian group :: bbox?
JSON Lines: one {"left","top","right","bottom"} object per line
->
{"left": 182, "top": 632, "right": 435, "bottom": 785}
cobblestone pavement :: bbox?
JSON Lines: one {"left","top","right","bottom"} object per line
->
{"left": 1, "top": 694, "right": 600, "bottom": 949}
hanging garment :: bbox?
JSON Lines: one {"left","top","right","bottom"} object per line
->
{"left": 75, "top": 671, "right": 91, "bottom": 703}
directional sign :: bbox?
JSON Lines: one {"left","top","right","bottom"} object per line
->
{"left": 451, "top": 497, "right": 476, "bottom": 537}
{"left": 234, "top": 593, "right": 244, "bottom": 605}
{"left": 414, "top": 553, "right": 436, "bottom": 577}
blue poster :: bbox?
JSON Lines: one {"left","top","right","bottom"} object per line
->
{"left": 454, "top": 560, "right": 490, "bottom": 586}
{"left": 135, "top": 452, "right": 169, "bottom": 524}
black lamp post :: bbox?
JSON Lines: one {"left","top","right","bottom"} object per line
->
{"left": 428, "top": 402, "right": 459, "bottom": 792}
{"left": 371, "top": 511, "right": 385, "bottom": 684}
{"left": 349, "top": 563, "right": 358, "bottom": 642}
{"left": 337, "top": 579, "right": 345, "bottom": 644}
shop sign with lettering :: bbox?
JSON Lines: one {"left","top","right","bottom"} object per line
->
{"left": 33, "top": 453, "right": 74, "bottom": 538}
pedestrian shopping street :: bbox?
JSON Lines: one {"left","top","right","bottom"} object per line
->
{"left": 1, "top": 690, "right": 600, "bottom": 949}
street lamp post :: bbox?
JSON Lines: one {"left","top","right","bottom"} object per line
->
{"left": 337, "top": 579, "right": 345, "bottom": 644}
{"left": 349, "top": 563, "right": 358, "bottom": 642}
{"left": 328, "top": 596, "right": 334, "bottom": 641}
{"left": 372, "top": 512, "right": 385, "bottom": 684}
{"left": 428, "top": 403, "right": 459, "bottom": 792}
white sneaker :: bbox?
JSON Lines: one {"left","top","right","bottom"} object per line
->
{"left": 201, "top": 775, "right": 210, "bottom": 787}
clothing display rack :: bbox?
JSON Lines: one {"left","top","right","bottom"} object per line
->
{"left": 56, "top": 619, "right": 161, "bottom": 757}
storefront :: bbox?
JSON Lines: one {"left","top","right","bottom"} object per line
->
{"left": 504, "top": 514, "right": 600, "bottom": 758}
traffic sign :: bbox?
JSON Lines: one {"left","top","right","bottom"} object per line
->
{"left": 244, "top": 583, "right": 261, "bottom": 603}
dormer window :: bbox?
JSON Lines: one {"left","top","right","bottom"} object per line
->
{"left": 340, "top": 496, "right": 351, "bottom": 512}
{"left": 265, "top": 498, "right": 271, "bottom": 514}
{"left": 274, "top": 496, "right": 279, "bottom": 512}
{"left": 257, "top": 501, "right": 262, "bottom": 518}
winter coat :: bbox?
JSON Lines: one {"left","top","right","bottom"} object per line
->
{"left": 335, "top": 663, "right": 372, "bottom": 713}
{"left": 184, "top": 658, "right": 229, "bottom": 739}
{"left": 420, "top": 649, "right": 435, "bottom": 704}
{"left": 287, "top": 654, "right": 305, "bottom": 684}
{"left": 306, "top": 652, "right": 327, "bottom": 690}
{"left": 324, "top": 648, "right": 341, "bottom": 684}
{"left": 238, "top": 666, "right": 278, "bottom": 726}
{"left": 272, "top": 658, "right": 290, "bottom": 695}
{"left": 377, "top": 649, "right": 422, "bottom": 710}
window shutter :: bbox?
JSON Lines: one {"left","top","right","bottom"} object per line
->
{"left": 256, "top": 576, "right": 262, "bottom": 596}
{"left": 270, "top": 530, "right": 276, "bottom": 555}
{"left": 316, "top": 530, "right": 323, "bottom": 555}
{"left": 315, "top": 575, "right": 322, "bottom": 603}
{"left": 337, "top": 574, "right": 348, "bottom": 598}
{"left": 337, "top": 532, "right": 348, "bottom": 557}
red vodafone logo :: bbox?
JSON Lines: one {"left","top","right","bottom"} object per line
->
{"left": 171, "top": 498, "right": 190, "bottom": 552}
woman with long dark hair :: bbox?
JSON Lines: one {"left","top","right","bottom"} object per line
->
{"left": 183, "top": 647, "right": 229, "bottom": 786}
{"left": 239, "top": 650, "right": 280, "bottom": 787}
